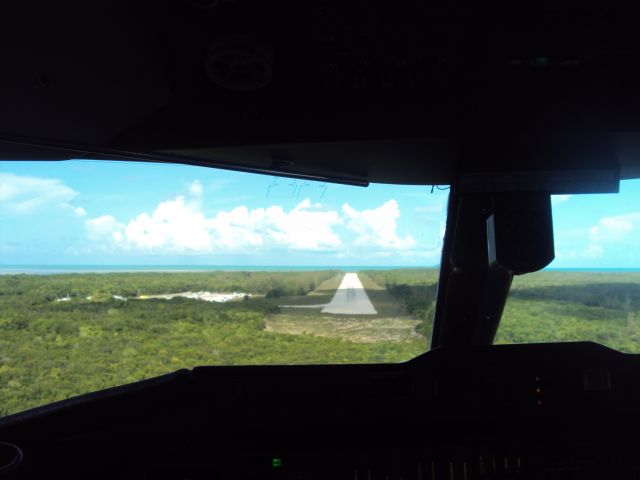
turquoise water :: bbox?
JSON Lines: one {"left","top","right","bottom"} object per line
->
{"left": 1, "top": 265, "right": 638, "bottom": 275}
{"left": 0, "top": 265, "right": 436, "bottom": 275}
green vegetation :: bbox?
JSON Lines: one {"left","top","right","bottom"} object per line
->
{"left": 2, "top": 268, "right": 640, "bottom": 418}
{"left": 0, "top": 270, "right": 339, "bottom": 301}
{"left": 362, "top": 268, "right": 440, "bottom": 287}
{"left": 496, "top": 271, "right": 640, "bottom": 351}
{"left": 361, "top": 269, "right": 438, "bottom": 338}
{"left": 364, "top": 269, "right": 640, "bottom": 351}
{"left": 0, "top": 271, "right": 424, "bottom": 417}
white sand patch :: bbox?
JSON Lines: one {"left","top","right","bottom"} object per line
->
{"left": 140, "top": 291, "right": 249, "bottom": 303}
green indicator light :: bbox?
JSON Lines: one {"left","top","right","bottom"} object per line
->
{"left": 272, "top": 457, "right": 282, "bottom": 468}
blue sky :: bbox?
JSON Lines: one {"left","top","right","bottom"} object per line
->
{"left": 1, "top": 160, "right": 639, "bottom": 268}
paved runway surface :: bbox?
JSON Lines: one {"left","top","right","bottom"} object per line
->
{"left": 320, "top": 273, "right": 377, "bottom": 315}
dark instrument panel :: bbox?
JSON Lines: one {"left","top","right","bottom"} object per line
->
{"left": 1, "top": 342, "right": 638, "bottom": 479}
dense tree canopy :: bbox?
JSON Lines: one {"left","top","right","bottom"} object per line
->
{"left": 2, "top": 269, "right": 640, "bottom": 417}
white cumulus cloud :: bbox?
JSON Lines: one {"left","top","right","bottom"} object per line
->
{"left": 589, "top": 213, "right": 640, "bottom": 242}
{"left": 342, "top": 199, "right": 416, "bottom": 250}
{"left": 85, "top": 196, "right": 343, "bottom": 254}
{"left": 85, "top": 215, "right": 125, "bottom": 242}
{"left": 559, "top": 212, "right": 640, "bottom": 260}
{"left": 0, "top": 173, "right": 80, "bottom": 214}
{"left": 551, "top": 194, "right": 571, "bottom": 206}
{"left": 124, "top": 196, "right": 212, "bottom": 251}
{"left": 188, "top": 180, "right": 203, "bottom": 196}
{"left": 262, "top": 199, "right": 343, "bottom": 250}
{"left": 73, "top": 206, "right": 87, "bottom": 217}
{"left": 82, "top": 178, "right": 422, "bottom": 257}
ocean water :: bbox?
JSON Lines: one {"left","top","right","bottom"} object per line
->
{"left": 0, "top": 265, "right": 436, "bottom": 275}
{"left": 1, "top": 265, "right": 638, "bottom": 275}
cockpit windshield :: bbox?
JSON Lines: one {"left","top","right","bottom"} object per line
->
{"left": 0, "top": 160, "right": 447, "bottom": 416}
{"left": 497, "top": 180, "right": 640, "bottom": 351}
